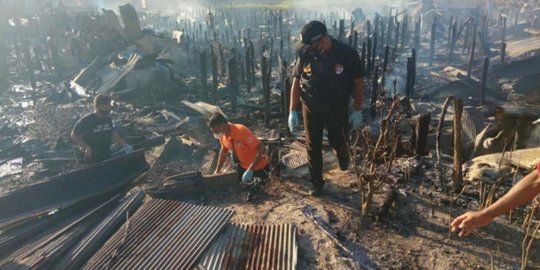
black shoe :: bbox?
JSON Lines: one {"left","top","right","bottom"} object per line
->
{"left": 309, "top": 185, "right": 325, "bottom": 197}
{"left": 337, "top": 150, "right": 350, "bottom": 171}
{"left": 338, "top": 159, "right": 349, "bottom": 171}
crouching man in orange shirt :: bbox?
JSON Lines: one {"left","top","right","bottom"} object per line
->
{"left": 209, "top": 112, "right": 270, "bottom": 183}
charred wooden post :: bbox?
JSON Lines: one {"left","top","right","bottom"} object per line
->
{"left": 447, "top": 16, "right": 454, "bottom": 48}
{"left": 481, "top": 57, "right": 489, "bottom": 105}
{"left": 430, "top": 17, "right": 437, "bottom": 66}
{"left": 279, "top": 37, "right": 284, "bottom": 59}
{"left": 411, "top": 48, "right": 417, "bottom": 89}
{"left": 394, "top": 21, "right": 400, "bottom": 54}
{"left": 382, "top": 45, "right": 390, "bottom": 87}
{"left": 467, "top": 27, "right": 477, "bottom": 78}
{"left": 228, "top": 48, "right": 239, "bottom": 113}
{"left": 448, "top": 20, "right": 458, "bottom": 62}
{"left": 281, "top": 57, "right": 291, "bottom": 133}
{"left": 453, "top": 98, "right": 463, "bottom": 192}
{"left": 377, "top": 188, "right": 398, "bottom": 220}
{"left": 339, "top": 19, "right": 345, "bottom": 42}
{"left": 374, "top": 15, "right": 380, "bottom": 39}
{"left": 366, "top": 20, "right": 372, "bottom": 38}
{"left": 367, "top": 37, "right": 372, "bottom": 78}
{"left": 287, "top": 31, "right": 291, "bottom": 60}
{"left": 387, "top": 15, "right": 394, "bottom": 46}
{"left": 501, "top": 14, "right": 507, "bottom": 45}
{"left": 501, "top": 42, "right": 506, "bottom": 64}
{"left": 370, "top": 67, "right": 379, "bottom": 118}
{"left": 349, "top": 21, "right": 355, "bottom": 46}
{"left": 261, "top": 46, "right": 271, "bottom": 127}
{"left": 514, "top": 8, "right": 519, "bottom": 26}
{"left": 361, "top": 42, "right": 367, "bottom": 73}
{"left": 380, "top": 17, "right": 386, "bottom": 50}
{"left": 414, "top": 16, "right": 421, "bottom": 51}
{"left": 22, "top": 38, "right": 37, "bottom": 105}
{"left": 371, "top": 33, "right": 378, "bottom": 74}
{"left": 481, "top": 15, "right": 488, "bottom": 37}
{"left": 269, "top": 38, "right": 275, "bottom": 71}
{"left": 353, "top": 31, "right": 359, "bottom": 50}
{"left": 48, "top": 37, "right": 62, "bottom": 78}
{"left": 200, "top": 50, "right": 208, "bottom": 101}
{"left": 405, "top": 57, "right": 414, "bottom": 97}
{"left": 415, "top": 112, "right": 431, "bottom": 156}
{"left": 244, "top": 40, "right": 252, "bottom": 93}
{"left": 239, "top": 54, "right": 246, "bottom": 84}
{"left": 248, "top": 41, "right": 256, "bottom": 92}
{"left": 401, "top": 14, "right": 409, "bottom": 49}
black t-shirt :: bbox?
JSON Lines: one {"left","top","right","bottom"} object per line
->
{"left": 73, "top": 113, "right": 114, "bottom": 162}
{"left": 293, "top": 38, "right": 365, "bottom": 104}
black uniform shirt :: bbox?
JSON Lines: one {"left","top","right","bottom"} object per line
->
{"left": 73, "top": 113, "right": 114, "bottom": 162}
{"left": 293, "top": 38, "right": 365, "bottom": 104}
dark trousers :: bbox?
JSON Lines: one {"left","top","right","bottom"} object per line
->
{"left": 236, "top": 165, "right": 270, "bottom": 181}
{"left": 302, "top": 102, "right": 349, "bottom": 188}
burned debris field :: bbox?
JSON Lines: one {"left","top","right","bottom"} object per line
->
{"left": 1, "top": 0, "right": 540, "bottom": 269}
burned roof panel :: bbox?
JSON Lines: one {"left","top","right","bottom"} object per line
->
{"left": 84, "top": 198, "right": 234, "bottom": 270}
{"left": 198, "top": 223, "right": 298, "bottom": 270}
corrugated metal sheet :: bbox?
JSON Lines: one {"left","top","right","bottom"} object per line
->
{"left": 84, "top": 198, "right": 234, "bottom": 270}
{"left": 198, "top": 223, "right": 297, "bottom": 270}
{"left": 54, "top": 189, "right": 145, "bottom": 269}
{"left": 0, "top": 194, "right": 122, "bottom": 270}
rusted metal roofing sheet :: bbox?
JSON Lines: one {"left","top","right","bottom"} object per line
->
{"left": 84, "top": 198, "right": 234, "bottom": 270}
{"left": 198, "top": 223, "right": 298, "bottom": 270}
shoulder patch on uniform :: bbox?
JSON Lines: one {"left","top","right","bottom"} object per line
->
{"left": 304, "top": 63, "right": 312, "bottom": 75}
{"left": 335, "top": 64, "right": 344, "bottom": 75}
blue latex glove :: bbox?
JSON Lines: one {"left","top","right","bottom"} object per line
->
{"left": 123, "top": 144, "right": 134, "bottom": 154}
{"left": 288, "top": 111, "right": 300, "bottom": 135}
{"left": 242, "top": 169, "right": 254, "bottom": 183}
{"left": 349, "top": 110, "right": 363, "bottom": 130}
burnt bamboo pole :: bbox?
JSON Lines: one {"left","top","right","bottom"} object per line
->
{"left": 453, "top": 98, "right": 463, "bottom": 192}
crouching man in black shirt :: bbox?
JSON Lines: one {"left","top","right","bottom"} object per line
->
{"left": 71, "top": 94, "right": 133, "bottom": 163}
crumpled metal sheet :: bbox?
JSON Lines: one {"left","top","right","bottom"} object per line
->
{"left": 197, "top": 223, "right": 297, "bottom": 270}
{"left": 83, "top": 199, "right": 234, "bottom": 270}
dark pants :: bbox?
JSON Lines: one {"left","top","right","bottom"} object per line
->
{"left": 236, "top": 165, "right": 270, "bottom": 181}
{"left": 302, "top": 102, "right": 349, "bottom": 188}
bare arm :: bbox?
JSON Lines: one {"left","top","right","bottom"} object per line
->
{"left": 353, "top": 77, "right": 364, "bottom": 111}
{"left": 482, "top": 170, "right": 540, "bottom": 219}
{"left": 451, "top": 170, "right": 540, "bottom": 236}
{"left": 289, "top": 77, "right": 301, "bottom": 112}
{"left": 112, "top": 132, "right": 128, "bottom": 146}
{"left": 214, "top": 147, "right": 229, "bottom": 174}
{"left": 71, "top": 131, "right": 90, "bottom": 149}
{"left": 247, "top": 143, "right": 266, "bottom": 171}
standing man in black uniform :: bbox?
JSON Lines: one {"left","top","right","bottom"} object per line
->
{"left": 288, "top": 21, "right": 365, "bottom": 196}
{"left": 71, "top": 94, "right": 133, "bottom": 164}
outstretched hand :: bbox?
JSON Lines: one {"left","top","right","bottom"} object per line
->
{"left": 450, "top": 211, "right": 493, "bottom": 237}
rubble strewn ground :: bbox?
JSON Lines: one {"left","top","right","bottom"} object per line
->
{"left": 1, "top": 0, "right": 540, "bottom": 269}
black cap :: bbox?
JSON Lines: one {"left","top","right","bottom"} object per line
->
{"left": 295, "top": 20, "right": 328, "bottom": 51}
